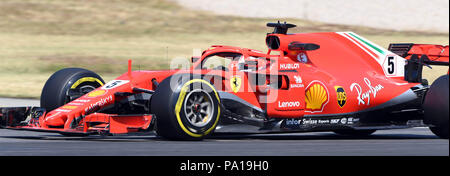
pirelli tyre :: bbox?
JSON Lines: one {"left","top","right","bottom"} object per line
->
{"left": 423, "top": 75, "right": 449, "bottom": 139}
{"left": 151, "top": 75, "right": 221, "bottom": 141}
{"left": 40, "top": 68, "right": 105, "bottom": 112}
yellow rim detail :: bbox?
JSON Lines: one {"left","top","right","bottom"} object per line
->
{"left": 71, "top": 77, "right": 104, "bottom": 89}
{"left": 174, "top": 79, "right": 221, "bottom": 138}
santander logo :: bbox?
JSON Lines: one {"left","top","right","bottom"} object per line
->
{"left": 350, "top": 78, "right": 384, "bottom": 106}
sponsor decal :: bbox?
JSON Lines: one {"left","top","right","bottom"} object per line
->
{"left": 86, "top": 90, "right": 107, "bottom": 98}
{"left": 290, "top": 75, "right": 305, "bottom": 88}
{"left": 302, "top": 118, "right": 318, "bottom": 125}
{"left": 84, "top": 95, "right": 114, "bottom": 114}
{"left": 67, "top": 102, "right": 84, "bottom": 106}
{"left": 330, "top": 119, "right": 340, "bottom": 124}
{"left": 230, "top": 75, "right": 242, "bottom": 93}
{"left": 318, "top": 119, "right": 330, "bottom": 124}
{"left": 294, "top": 75, "right": 302, "bottom": 84}
{"left": 279, "top": 63, "right": 299, "bottom": 70}
{"left": 332, "top": 117, "right": 355, "bottom": 125}
{"left": 305, "top": 81, "right": 329, "bottom": 113}
{"left": 334, "top": 86, "right": 347, "bottom": 108}
{"left": 350, "top": 78, "right": 384, "bottom": 106}
{"left": 61, "top": 105, "right": 78, "bottom": 110}
{"left": 347, "top": 117, "right": 354, "bottom": 124}
{"left": 290, "top": 84, "right": 304, "bottom": 88}
{"left": 278, "top": 101, "right": 301, "bottom": 108}
{"left": 285, "top": 119, "right": 302, "bottom": 126}
{"left": 54, "top": 109, "right": 71, "bottom": 113}
{"left": 102, "top": 80, "right": 130, "bottom": 90}
{"left": 338, "top": 117, "right": 356, "bottom": 124}
{"left": 74, "top": 99, "right": 91, "bottom": 103}
{"left": 284, "top": 117, "right": 358, "bottom": 128}
{"left": 340, "top": 117, "right": 347, "bottom": 124}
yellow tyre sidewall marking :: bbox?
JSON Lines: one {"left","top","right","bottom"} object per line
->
{"left": 70, "top": 77, "right": 104, "bottom": 89}
{"left": 174, "top": 79, "right": 221, "bottom": 138}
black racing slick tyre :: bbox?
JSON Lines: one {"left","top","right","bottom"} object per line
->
{"left": 333, "top": 129, "right": 376, "bottom": 136}
{"left": 40, "top": 68, "right": 105, "bottom": 112}
{"left": 423, "top": 75, "right": 449, "bottom": 139}
{"left": 151, "top": 75, "right": 221, "bottom": 141}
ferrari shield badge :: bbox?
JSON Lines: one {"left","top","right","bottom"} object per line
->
{"left": 230, "top": 76, "right": 242, "bottom": 93}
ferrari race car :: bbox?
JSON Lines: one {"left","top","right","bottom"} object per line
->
{"left": 1, "top": 22, "right": 448, "bottom": 140}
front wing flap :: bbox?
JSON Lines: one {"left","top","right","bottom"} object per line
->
{"left": 1, "top": 106, "right": 154, "bottom": 135}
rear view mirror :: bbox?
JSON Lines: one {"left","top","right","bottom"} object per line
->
{"left": 288, "top": 42, "right": 320, "bottom": 51}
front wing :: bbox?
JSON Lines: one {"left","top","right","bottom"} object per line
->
{"left": 0, "top": 107, "right": 154, "bottom": 135}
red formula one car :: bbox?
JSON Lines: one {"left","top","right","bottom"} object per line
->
{"left": 1, "top": 22, "right": 449, "bottom": 140}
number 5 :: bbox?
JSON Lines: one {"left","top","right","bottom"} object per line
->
{"left": 387, "top": 56, "right": 395, "bottom": 74}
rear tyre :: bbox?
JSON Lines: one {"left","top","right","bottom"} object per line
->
{"left": 423, "top": 75, "right": 449, "bottom": 139}
{"left": 40, "top": 68, "right": 105, "bottom": 112}
{"left": 430, "top": 126, "right": 449, "bottom": 139}
{"left": 333, "top": 129, "right": 376, "bottom": 136}
{"left": 151, "top": 75, "right": 221, "bottom": 141}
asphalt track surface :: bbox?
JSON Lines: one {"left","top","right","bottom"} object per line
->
{"left": 0, "top": 98, "right": 448, "bottom": 156}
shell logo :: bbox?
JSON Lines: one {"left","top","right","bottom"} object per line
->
{"left": 305, "top": 81, "right": 329, "bottom": 112}
{"left": 87, "top": 90, "right": 106, "bottom": 98}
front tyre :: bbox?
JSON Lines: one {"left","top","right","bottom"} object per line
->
{"left": 40, "top": 68, "right": 105, "bottom": 112}
{"left": 151, "top": 76, "right": 221, "bottom": 141}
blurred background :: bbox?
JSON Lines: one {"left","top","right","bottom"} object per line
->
{"left": 0, "top": 0, "right": 448, "bottom": 98}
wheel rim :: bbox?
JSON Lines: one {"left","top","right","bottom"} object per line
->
{"left": 183, "top": 89, "right": 214, "bottom": 127}
{"left": 80, "top": 85, "right": 96, "bottom": 94}
{"left": 67, "top": 84, "right": 97, "bottom": 103}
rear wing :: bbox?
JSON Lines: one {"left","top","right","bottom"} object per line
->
{"left": 388, "top": 43, "right": 449, "bottom": 83}
{"left": 388, "top": 43, "right": 449, "bottom": 64}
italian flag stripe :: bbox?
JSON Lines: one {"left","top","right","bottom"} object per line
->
{"left": 343, "top": 33, "right": 379, "bottom": 59}
{"left": 347, "top": 32, "right": 386, "bottom": 55}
